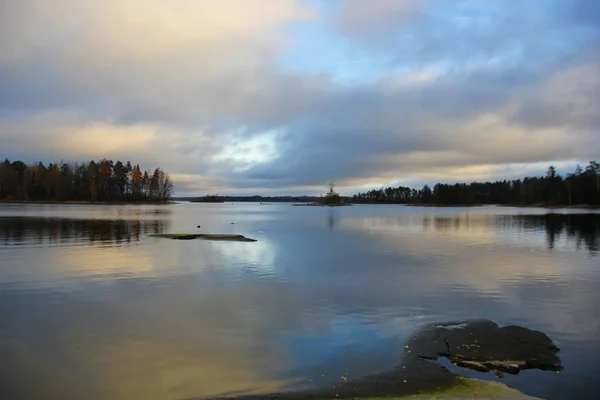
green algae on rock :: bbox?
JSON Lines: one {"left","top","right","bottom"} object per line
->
{"left": 149, "top": 233, "right": 257, "bottom": 242}
{"left": 207, "top": 373, "right": 538, "bottom": 400}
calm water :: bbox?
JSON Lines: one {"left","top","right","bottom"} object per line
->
{"left": 0, "top": 203, "right": 599, "bottom": 400}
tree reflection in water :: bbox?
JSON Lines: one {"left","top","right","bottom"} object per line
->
{"left": 0, "top": 217, "right": 170, "bottom": 246}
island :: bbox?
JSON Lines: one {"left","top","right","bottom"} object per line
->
{"left": 293, "top": 182, "right": 353, "bottom": 207}
{"left": 190, "top": 195, "right": 226, "bottom": 203}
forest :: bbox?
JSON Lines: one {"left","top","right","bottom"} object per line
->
{"left": 0, "top": 159, "right": 173, "bottom": 202}
{"left": 352, "top": 161, "right": 600, "bottom": 206}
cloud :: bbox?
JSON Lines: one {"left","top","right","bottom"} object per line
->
{"left": 0, "top": 0, "right": 315, "bottom": 122}
{"left": 335, "top": 0, "right": 434, "bottom": 35}
{"left": 223, "top": 51, "right": 599, "bottom": 189}
{"left": 333, "top": 0, "right": 598, "bottom": 63}
{"left": 0, "top": 0, "right": 599, "bottom": 195}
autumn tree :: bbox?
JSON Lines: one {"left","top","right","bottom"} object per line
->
{"left": 130, "top": 164, "right": 142, "bottom": 200}
{"left": 0, "top": 158, "right": 174, "bottom": 203}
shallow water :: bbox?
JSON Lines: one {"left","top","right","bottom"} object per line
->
{"left": 0, "top": 203, "right": 599, "bottom": 399}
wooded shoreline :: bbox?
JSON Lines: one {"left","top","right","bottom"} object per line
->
{"left": 401, "top": 202, "right": 598, "bottom": 209}
{"left": 352, "top": 162, "right": 600, "bottom": 206}
{"left": 0, "top": 200, "right": 174, "bottom": 205}
{"left": 1, "top": 158, "right": 174, "bottom": 203}
{"left": 2, "top": 199, "right": 598, "bottom": 209}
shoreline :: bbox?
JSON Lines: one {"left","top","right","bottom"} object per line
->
{"left": 0, "top": 200, "right": 175, "bottom": 205}
{"left": 499, "top": 203, "right": 600, "bottom": 209}
{"left": 404, "top": 203, "right": 485, "bottom": 207}
{"left": 354, "top": 202, "right": 599, "bottom": 209}
{"left": 208, "top": 319, "right": 556, "bottom": 400}
{"left": 3, "top": 200, "right": 597, "bottom": 209}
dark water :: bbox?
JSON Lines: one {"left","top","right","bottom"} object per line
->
{"left": 0, "top": 203, "right": 599, "bottom": 400}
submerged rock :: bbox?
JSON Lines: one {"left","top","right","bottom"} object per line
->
{"left": 291, "top": 203, "right": 353, "bottom": 207}
{"left": 149, "top": 233, "right": 257, "bottom": 242}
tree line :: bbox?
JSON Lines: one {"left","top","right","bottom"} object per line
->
{"left": 0, "top": 159, "right": 174, "bottom": 202}
{"left": 352, "top": 161, "right": 600, "bottom": 206}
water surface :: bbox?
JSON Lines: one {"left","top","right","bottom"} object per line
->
{"left": 1, "top": 203, "right": 599, "bottom": 399}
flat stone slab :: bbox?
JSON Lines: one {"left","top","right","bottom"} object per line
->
{"left": 292, "top": 203, "right": 353, "bottom": 207}
{"left": 406, "top": 319, "right": 562, "bottom": 374}
{"left": 149, "top": 233, "right": 257, "bottom": 242}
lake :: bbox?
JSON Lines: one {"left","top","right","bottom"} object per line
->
{"left": 0, "top": 203, "right": 599, "bottom": 400}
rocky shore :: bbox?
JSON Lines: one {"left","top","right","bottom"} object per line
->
{"left": 203, "top": 319, "right": 561, "bottom": 400}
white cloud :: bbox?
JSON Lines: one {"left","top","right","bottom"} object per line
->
{"left": 213, "top": 129, "right": 283, "bottom": 172}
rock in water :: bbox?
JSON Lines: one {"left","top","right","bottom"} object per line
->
{"left": 407, "top": 319, "right": 563, "bottom": 374}
{"left": 149, "top": 233, "right": 257, "bottom": 242}
{"left": 214, "top": 319, "right": 552, "bottom": 400}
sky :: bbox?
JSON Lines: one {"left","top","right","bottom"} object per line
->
{"left": 1, "top": 0, "right": 599, "bottom": 196}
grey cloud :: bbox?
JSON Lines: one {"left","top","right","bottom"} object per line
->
{"left": 223, "top": 55, "right": 599, "bottom": 188}
{"left": 334, "top": 0, "right": 599, "bottom": 64}
{"left": 0, "top": 0, "right": 599, "bottom": 194}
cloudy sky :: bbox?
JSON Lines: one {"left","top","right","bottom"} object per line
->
{"left": 1, "top": 0, "right": 599, "bottom": 195}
